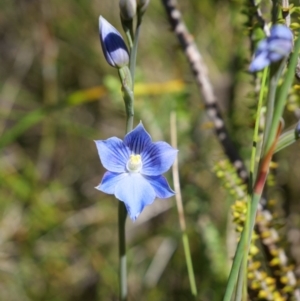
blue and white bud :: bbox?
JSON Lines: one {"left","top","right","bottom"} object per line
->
{"left": 99, "top": 16, "right": 129, "bottom": 68}
{"left": 119, "top": 0, "right": 137, "bottom": 21}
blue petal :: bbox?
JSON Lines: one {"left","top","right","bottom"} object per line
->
{"left": 255, "top": 39, "right": 268, "bottom": 55}
{"left": 268, "top": 52, "right": 283, "bottom": 62}
{"left": 145, "top": 175, "right": 175, "bottom": 198}
{"left": 115, "top": 173, "right": 156, "bottom": 221}
{"left": 249, "top": 24, "right": 293, "bottom": 73}
{"left": 99, "top": 16, "right": 129, "bottom": 67}
{"left": 103, "top": 33, "right": 130, "bottom": 68}
{"left": 249, "top": 52, "right": 270, "bottom": 72}
{"left": 141, "top": 141, "right": 178, "bottom": 176}
{"left": 270, "top": 24, "right": 293, "bottom": 41}
{"left": 96, "top": 171, "right": 127, "bottom": 194}
{"left": 123, "top": 122, "right": 152, "bottom": 154}
{"left": 268, "top": 39, "right": 293, "bottom": 57}
{"left": 95, "top": 138, "right": 130, "bottom": 173}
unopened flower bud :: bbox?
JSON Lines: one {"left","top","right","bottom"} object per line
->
{"left": 99, "top": 16, "right": 129, "bottom": 68}
{"left": 136, "top": 0, "right": 150, "bottom": 15}
{"left": 119, "top": 0, "right": 137, "bottom": 21}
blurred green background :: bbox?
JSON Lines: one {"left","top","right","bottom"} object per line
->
{"left": 1, "top": 0, "right": 300, "bottom": 300}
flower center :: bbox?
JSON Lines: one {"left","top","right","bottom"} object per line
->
{"left": 126, "top": 154, "right": 142, "bottom": 173}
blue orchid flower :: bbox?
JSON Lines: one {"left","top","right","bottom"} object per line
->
{"left": 99, "top": 16, "right": 129, "bottom": 68}
{"left": 249, "top": 24, "right": 293, "bottom": 72}
{"left": 95, "top": 122, "right": 177, "bottom": 221}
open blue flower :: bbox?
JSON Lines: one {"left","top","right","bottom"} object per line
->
{"left": 249, "top": 24, "right": 293, "bottom": 72}
{"left": 95, "top": 122, "right": 177, "bottom": 221}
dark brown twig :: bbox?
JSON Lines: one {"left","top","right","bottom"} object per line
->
{"left": 161, "top": 0, "right": 249, "bottom": 184}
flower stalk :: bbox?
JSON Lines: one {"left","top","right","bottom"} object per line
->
{"left": 223, "top": 27, "right": 300, "bottom": 301}
{"left": 118, "top": 66, "right": 134, "bottom": 132}
{"left": 98, "top": 15, "right": 133, "bottom": 300}
{"left": 119, "top": 0, "right": 136, "bottom": 48}
{"left": 118, "top": 201, "right": 127, "bottom": 301}
{"left": 264, "top": 30, "right": 300, "bottom": 154}
{"left": 97, "top": 5, "right": 177, "bottom": 300}
{"left": 118, "top": 64, "right": 133, "bottom": 301}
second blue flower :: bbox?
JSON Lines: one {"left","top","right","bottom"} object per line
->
{"left": 249, "top": 24, "right": 293, "bottom": 72}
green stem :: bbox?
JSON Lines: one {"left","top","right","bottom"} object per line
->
{"left": 125, "top": 91, "right": 134, "bottom": 133}
{"left": 275, "top": 125, "right": 300, "bottom": 153}
{"left": 121, "top": 18, "right": 134, "bottom": 49}
{"left": 234, "top": 122, "right": 282, "bottom": 301}
{"left": 222, "top": 222, "right": 247, "bottom": 301}
{"left": 118, "top": 66, "right": 134, "bottom": 133}
{"left": 234, "top": 67, "right": 268, "bottom": 301}
{"left": 234, "top": 263, "right": 246, "bottom": 301}
{"left": 117, "top": 66, "right": 135, "bottom": 301}
{"left": 235, "top": 53, "right": 296, "bottom": 301}
{"left": 224, "top": 61, "right": 282, "bottom": 301}
{"left": 229, "top": 68, "right": 268, "bottom": 301}
{"left": 224, "top": 28, "right": 300, "bottom": 301}
{"left": 222, "top": 193, "right": 260, "bottom": 301}
{"left": 237, "top": 199, "right": 250, "bottom": 301}
{"left": 182, "top": 233, "right": 197, "bottom": 297}
{"left": 118, "top": 201, "right": 128, "bottom": 301}
{"left": 250, "top": 67, "right": 268, "bottom": 187}
{"left": 264, "top": 31, "right": 300, "bottom": 154}
{"left": 129, "top": 16, "right": 142, "bottom": 88}
{"left": 261, "top": 63, "right": 285, "bottom": 156}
